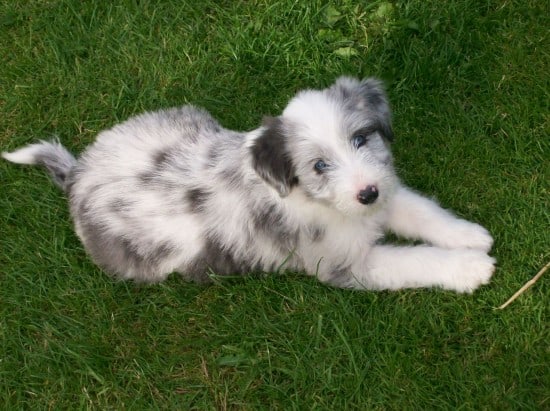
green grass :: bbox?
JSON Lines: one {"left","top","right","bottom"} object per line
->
{"left": 1, "top": 0, "right": 548, "bottom": 409}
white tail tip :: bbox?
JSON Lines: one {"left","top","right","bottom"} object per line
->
{"left": 2, "top": 144, "right": 46, "bottom": 164}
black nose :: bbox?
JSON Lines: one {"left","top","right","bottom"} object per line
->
{"left": 357, "top": 185, "right": 379, "bottom": 205}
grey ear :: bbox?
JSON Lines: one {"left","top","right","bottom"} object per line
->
{"left": 331, "top": 76, "right": 394, "bottom": 142}
{"left": 358, "top": 78, "right": 394, "bottom": 142}
{"left": 250, "top": 117, "right": 297, "bottom": 197}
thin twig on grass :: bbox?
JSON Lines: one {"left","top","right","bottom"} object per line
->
{"left": 497, "top": 260, "right": 549, "bottom": 310}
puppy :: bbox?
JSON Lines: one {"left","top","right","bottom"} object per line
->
{"left": 3, "top": 77, "right": 495, "bottom": 292}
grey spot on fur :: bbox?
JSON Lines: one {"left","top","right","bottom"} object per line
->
{"left": 361, "top": 83, "right": 385, "bottom": 108}
{"left": 153, "top": 150, "right": 170, "bottom": 168}
{"left": 324, "top": 265, "right": 353, "bottom": 288}
{"left": 207, "top": 146, "right": 220, "bottom": 164}
{"left": 251, "top": 202, "right": 299, "bottom": 250}
{"left": 306, "top": 224, "right": 325, "bottom": 242}
{"left": 138, "top": 172, "right": 156, "bottom": 185}
{"left": 77, "top": 188, "right": 98, "bottom": 217}
{"left": 218, "top": 164, "right": 243, "bottom": 188}
{"left": 137, "top": 170, "right": 179, "bottom": 190}
{"left": 186, "top": 188, "right": 209, "bottom": 213}
{"left": 119, "top": 238, "right": 175, "bottom": 276}
{"left": 119, "top": 238, "right": 144, "bottom": 265}
{"left": 183, "top": 235, "right": 257, "bottom": 283}
{"left": 327, "top": 79, "right": 351, "bottom": 101}
{"left": 148, "top": 241, "right": 177, "bottom": 265}
{"left": 110, "top": 198, "right": 134, "bottom": 214}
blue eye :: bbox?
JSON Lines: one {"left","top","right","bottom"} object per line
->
{"left": 314, "top": 159, "right": 328, "bottom": 173}
{"left": 352, "top": 134, "right": 367, "bottom": 148}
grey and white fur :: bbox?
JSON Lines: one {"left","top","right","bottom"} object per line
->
{"left": 3, "top": 77, "right": 496, "bottom": 292}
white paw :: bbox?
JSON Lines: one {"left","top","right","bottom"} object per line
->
{"left": 433, "top": 220, "right": 494, "bottom": 253}
{"left": 443, "top": 250, "right": 496, "bottom": 293}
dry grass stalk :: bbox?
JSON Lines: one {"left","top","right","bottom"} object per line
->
{"left": 497, "top": 260, "right": 549, "bottom": 310}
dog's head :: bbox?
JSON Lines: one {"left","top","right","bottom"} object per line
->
{"left": 249, "top": 76, "right": 397, "bottom": 215}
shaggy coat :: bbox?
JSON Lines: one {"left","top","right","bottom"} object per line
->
{"left": 3, "top": 77, "right": 495, "bottom": 292}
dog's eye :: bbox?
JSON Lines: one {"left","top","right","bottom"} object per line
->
{"left": 352, "top": 134, "right": 368, "bottom": 149}
{"left": 314, "top": 159, "right": 328, "bottom": 173}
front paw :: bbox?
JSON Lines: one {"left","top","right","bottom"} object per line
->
{"left": 434, "top": 220, "right": 494, "bottom": 253}
{"left": 444, "top": 250, "right": 496, "bottom": 293}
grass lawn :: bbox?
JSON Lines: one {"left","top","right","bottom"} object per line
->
{"left": 1, "top": 0, "right": 548, "bottom": 409}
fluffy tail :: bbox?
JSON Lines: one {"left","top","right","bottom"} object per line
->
{"left": 2, "top": 139, "right": 77, "bottom": 192}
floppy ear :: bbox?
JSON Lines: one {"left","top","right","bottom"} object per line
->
{"left": 357, "top": 78, "right": 393, "bottom": 142}
{"left": 331, "top": 76, "right": 394, "bottom": 142}
{"left": 249, "top": 116, "right": 297, "bottom": 197}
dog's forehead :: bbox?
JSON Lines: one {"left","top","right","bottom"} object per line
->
{"left": 282, "top": 90, "right": 375, "bottom": 143}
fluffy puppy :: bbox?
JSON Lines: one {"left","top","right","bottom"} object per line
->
{"left": 3, "top": 77, "right": 495, "bottom": 292}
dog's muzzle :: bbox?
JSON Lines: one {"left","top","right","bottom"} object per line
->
{"left": 357, "top": 185, "right": 379, "bottom": 205}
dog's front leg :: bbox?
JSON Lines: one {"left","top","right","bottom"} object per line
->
{"left": 385, "top": 186, "right": 494, "bottom": 252}
{"left": 346, "top": 245, "right": 495, "bottom": 293}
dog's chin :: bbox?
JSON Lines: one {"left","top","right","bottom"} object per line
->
{"left": 342, "top": 201, "right": 385, "bottom": 217}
